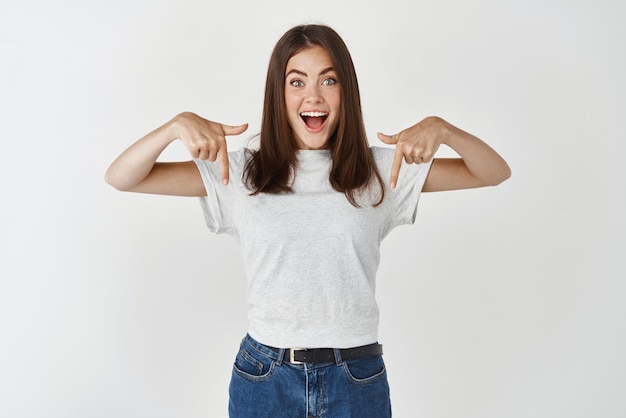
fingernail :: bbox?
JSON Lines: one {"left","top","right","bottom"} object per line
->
{"left": 390, "top": 181, "right": 396, "bottom": 189}
{"left": 223, "top": 179, "right": 229, "bottom": 185}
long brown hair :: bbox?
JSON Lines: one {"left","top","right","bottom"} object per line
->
{"left": 243, "top": 24, "right": 385, "bottom": 207}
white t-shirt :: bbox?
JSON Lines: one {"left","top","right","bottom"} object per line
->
{"left": 194, "top": 146, "right": 432, "bottom": 348}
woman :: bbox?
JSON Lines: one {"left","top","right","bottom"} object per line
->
{"left": 106, "top": 24, "right": 510, "bottom": 418}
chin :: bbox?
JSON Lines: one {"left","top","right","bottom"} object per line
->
{"left": 296, "top": 134, "right": 331, "bottom": 150}
{"left": 301, "top": 141, "right": 330, "bottom": 150}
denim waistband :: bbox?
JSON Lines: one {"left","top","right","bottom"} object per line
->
{"left": 242, "top": 334, "right": 382, "bottom": 367}
{"left": 244, "top": 334, "right": 348, "bottom": 367}
{"left": 243, "top": 334, "right": 284, "bottom": 361}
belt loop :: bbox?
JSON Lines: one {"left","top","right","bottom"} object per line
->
{"left": 276, "top": 348, "right": 285, "bottom": 366}
{"left": 333, "top": 348, "right": 343, "bottom": 366}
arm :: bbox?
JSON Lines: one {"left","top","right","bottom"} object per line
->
{"left": 377, "top": 116, "right": 511, "bottom": 191}
{"left": 104, "top": 112, "right": 248, "bottom": 196}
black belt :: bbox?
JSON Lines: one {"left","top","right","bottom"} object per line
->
{"left": 270, "top": 343, "right": 383, "bottom": 365}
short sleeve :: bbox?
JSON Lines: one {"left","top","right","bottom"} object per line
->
{"left": 193, "top": 150, "right": 245, "bottom": 235}
{"left": 371, "top": 146, "right": 433, "bottom": 233}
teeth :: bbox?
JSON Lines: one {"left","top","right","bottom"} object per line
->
{"left": 300, "top": 111, "right": 328, "bottom": 117}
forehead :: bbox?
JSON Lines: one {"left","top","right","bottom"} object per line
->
{"left": 286, "top": 45, "right": 334, "bottom": 72}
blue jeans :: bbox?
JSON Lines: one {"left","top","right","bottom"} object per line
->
{"left": 228, "top": 334, "right": 392, "bottom": 417}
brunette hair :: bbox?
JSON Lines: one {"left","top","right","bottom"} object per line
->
{"left": 243, "top": 24, "right": 385, "bottom": 206}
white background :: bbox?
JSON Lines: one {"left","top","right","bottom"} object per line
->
{"left": 1, "top": 0, "right": 624, "bottom": 417}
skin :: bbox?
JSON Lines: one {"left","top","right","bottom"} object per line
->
{"left": 284, "top": 45, "right": 341, "bottom": 150}
{"left": 104, "top": 46, "right": 510, "bottom": 196}
{"left": 377, "top": 117, "right": 511, "bottom": 191}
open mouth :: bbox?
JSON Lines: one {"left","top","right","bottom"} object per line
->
{"left": 300, "top": 111, "right": 328, "bottom": 130}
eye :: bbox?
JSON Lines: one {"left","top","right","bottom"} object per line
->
{"left": 322, "top": 77, "right": 337, "bottom": 86}
{"left": 289, "top": 79, "right": 304, "bottom": 87}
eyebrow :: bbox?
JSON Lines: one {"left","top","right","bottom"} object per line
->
{"left": 285, "top": 66, "right": 336, "bottom": 78}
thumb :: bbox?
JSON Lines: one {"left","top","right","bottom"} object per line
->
{"left": 223, "top": 123, "right": 249, "bottom": 136}
{"left": 377, "top": 132, "right": 397, "bottom": 145}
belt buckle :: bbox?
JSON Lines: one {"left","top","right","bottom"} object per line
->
{"left": 289, "top": 348, "right": 307, "bottom": 365}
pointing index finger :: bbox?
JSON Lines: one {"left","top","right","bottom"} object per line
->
{"left": 390, "top": 146, "right": 403, "bottom": 189}
{"left": 218, "top": 143, "right": 230, "bottom": 185}
{"left": 216, "top": 122, "right": 246, "bottom": 185}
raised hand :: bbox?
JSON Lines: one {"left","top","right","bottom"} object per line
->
{"left": 173, "top": 112, "right": 248, "bottom": 185}
{"left": 377, "top": 116, "right": 444, "bottom": 189}
{"left": 105, "top": 112, "right": 248, "bottom": 195}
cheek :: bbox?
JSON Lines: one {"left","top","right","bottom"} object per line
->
{"left": 286, "top": 97, "right": 304, "bottom": 121}
{"left": 283, "top": 97, "right": 296, "bottom": 118}
{"left": 329, "top": 91, "right": 341, "bottom": 111}
{"left": 284, "top": 106, "right": 300, "bottom": 130}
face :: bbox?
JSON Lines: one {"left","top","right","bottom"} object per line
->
{"left": 284, "top": 45, "right": 341, "bottom": 150}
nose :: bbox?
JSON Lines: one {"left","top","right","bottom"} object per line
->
{"left": 305, "top": 85, "right": 322, "bottom": 103}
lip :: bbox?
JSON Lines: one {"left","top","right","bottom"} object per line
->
{"left": 300, "top": 110, "right": 329, "bottom": 134}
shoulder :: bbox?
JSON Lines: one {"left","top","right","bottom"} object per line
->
{"left": 370, "top": 146, "right": 395, "bottom": 158}
{"left": 370, "top": 145, "right": 433, "bottom": 180}
{"left": 370, "top": 146, "right": 396, "bottom": 171}
{"left": 229, "top": 147, "right": 253, "bottom": 169}
{"left": 194, "top": 147, "right": 251, "bottom": 173}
